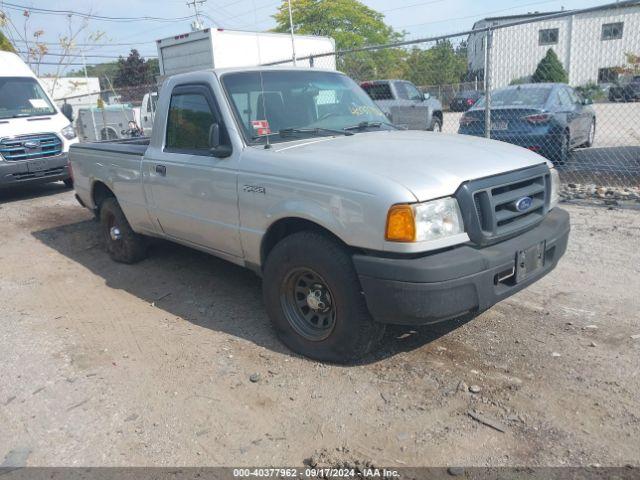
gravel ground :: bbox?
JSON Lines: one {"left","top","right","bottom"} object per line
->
{"left": 1, "top": 183, "right": 639, "bottom": 468}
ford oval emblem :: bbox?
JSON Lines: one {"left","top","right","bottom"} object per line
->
{"left": 23, "top": 140, "right": 41, "bottom": 149}
{"left": 515, "top": 196, "right": 533, "bottom": 212}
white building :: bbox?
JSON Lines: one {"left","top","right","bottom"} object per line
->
{"left": 39, "top": 77, "right": 101, "bottom": 110}
{"left": 468, "top": 1, "right": 640, "bottom": 89}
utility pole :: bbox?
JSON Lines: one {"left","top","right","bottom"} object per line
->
{"left": 287, "top": 0, "right": 297, "bottom": 66}
{"left": 186, "top": 0, "right": 207, "bottom": 31}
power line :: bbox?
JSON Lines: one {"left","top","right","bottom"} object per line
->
{"left": 380, "top": 0, "right": 447, "bottom": 14}
{"left": 218, "top": 0, "right": 280, "bottom": 24}
{"left": 0, "top": 2, "right": 199, "bottom": 23}
{"left": 16, "top": 51, "right": 157, "bottom": 59}
{"left": 398, "top": 0, "right": 560, "bottom": 30}
{"left": 9, "top": 38, "right": 156, "bottom": 46}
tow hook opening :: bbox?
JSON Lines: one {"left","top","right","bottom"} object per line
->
{"left": 494, "top": 266, "right": 516, "bottom": 285}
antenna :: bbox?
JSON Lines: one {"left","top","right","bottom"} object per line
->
{"left": 186, "top": 0, "right": 207, "bottom": 31}
{"left": 287, "top": 0, "right": 297, "bottom": 66}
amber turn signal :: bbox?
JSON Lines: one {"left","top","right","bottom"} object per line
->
{"left": 385, "top": 204, "right": 416, "bottom": 242}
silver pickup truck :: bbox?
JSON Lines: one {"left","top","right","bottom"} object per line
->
{"left": 360, "top": 79, "right": 443, "bottom": 132}
{"left": 70, "top": 67, "right": 570, "bottom": 363}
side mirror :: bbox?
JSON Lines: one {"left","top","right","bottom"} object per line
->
{"left": 208, "top": 123, "right": 232, "bottom": 158}
{"left": 582, "top": 97, "right": 593, "bottom": 105}
{"left": 61, "top": 103, "right": 74, "bottom": 122}
{"left": 423, "top": 92, "right": 430, "bottom": 101}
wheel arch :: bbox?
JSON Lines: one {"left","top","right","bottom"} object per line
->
{"left": 260, "top": 217, "right": 352, "bottom": 268}
{"left": 91, "top": 180, "right": 115, "bottom": 212}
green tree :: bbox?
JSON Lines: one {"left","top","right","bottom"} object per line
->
{"left": 403, "top": 40, "right": 467, "bottom": 87}
{"left": 272, "top": 0, "right": 405, "bottom": 80}
{"left": 531, "top": 48, "right": 568, "bottom": 83}
{"left": 0, "top": 30, "right": 16, "bottom": 53}
{"left": 67, "top": 62, "right": 120, "bottom": 90}
{"left": 114, "top": 49, "right": 153, "bottom": 88}
{"left": 272, "top": 0, "right": 400, "bottom": 51}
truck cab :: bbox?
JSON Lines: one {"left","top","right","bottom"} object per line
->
{"left": 0, "top": 52, "right": 77, "bottom": 189}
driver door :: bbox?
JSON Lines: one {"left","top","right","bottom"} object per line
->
{"left": 390, "top": 81, "right": 429, "bottom": 130}
{"left": 142, "top": 84, "right": 242, "bottom": 258}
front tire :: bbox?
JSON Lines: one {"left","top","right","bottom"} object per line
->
{"left": 99, "top": 197, "right": 147, "bottom": 264}
{"left": 262, "top": 232, "right": 385, "bottom": 363}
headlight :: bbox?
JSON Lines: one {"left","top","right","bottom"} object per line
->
{"left": 386, "top": 197, "right": 464, "bottom": 242}
{"left": 549, "top": 167, "right": 560, "bottom": 210}
{"left": 61, "top": 124, "right": 76, "bottom": 140}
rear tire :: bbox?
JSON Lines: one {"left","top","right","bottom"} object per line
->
{"left": 262, "top": 231, "right": 385, "bottom": 363}
{"left": 429, "top": 116, "right": 442, "bottom": 132}
{"left": 552, "top": 131, "right": 570, "bottom": 165}
{"left": 582, "top": 120, "right": 596, "bottom": 148}
{"left": 99, "top": 197, "right": 147, "bottom": 264}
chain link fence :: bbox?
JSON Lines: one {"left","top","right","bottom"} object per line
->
{"left": 50, "top": 1, "right": 640, "bottom": 203}
{"left": 52, "top": 83, "right": 158, "bottom": 142}
{"left": 262, "top": 0, "right": 640, "bottom": 202}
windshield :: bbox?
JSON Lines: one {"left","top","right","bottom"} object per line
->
{"left": 221, "top": 70, "right": 392, "bottom": 144}
{"left": 475, "top": 87, "right": 551, "bottom": 108}
{"left": 0, "top": 77, "right": 56, "bottom": 119}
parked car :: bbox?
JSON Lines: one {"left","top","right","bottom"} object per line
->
{"left": 360, "top": 79, "right": 443, "bottom": 131}
{"left": 450, "top": 90, "right": 483, "bottom": 111}
{"left": 458, "top": 83, "right": 596, "bottom": 164}
{"left": 608, "top": 76, "right": 640, "bottom": 102}
{"left": 0, "top": 51, "right": 77, "bottom": 189}
{"left": 70, "top": 67, "right": 569, "bottom": 363}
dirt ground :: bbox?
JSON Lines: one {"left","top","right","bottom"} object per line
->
{"left": 1, "top": 183, "right": 639, "bottom": 468}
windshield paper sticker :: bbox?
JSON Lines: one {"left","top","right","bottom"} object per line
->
{"left": 28, "top": 99, "right": 49, "bottom": 109}
{"left": 350, "top": 105, "right": 380, "bottom": 116}
{"left": 251, "top": 120, "right": 271, "bottom": 135}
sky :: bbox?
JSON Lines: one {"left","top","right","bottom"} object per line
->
{"left": 1, "top": 0, "right": 611, "bottom": 74}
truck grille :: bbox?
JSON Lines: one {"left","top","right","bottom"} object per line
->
{"left": 0, "top": 133, "right": 63, "bottom": 161}
{"left": 456, "top": 164, "right": 550, "bottom": 246}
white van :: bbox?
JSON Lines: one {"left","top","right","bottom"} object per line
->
{"left": 0, "top": 51, "right": 78, "bottom": 189}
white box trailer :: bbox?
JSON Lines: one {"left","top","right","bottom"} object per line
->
{"left": 156, "top": 28, "right": 336, "bottom": 77}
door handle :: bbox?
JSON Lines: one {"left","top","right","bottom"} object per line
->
{"left": 155, "top": 164, "right": 166, "bottom": 176}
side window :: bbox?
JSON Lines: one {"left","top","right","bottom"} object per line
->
{"left": 557, "top": 89, "right": 573, "bottom": 108}
{"left": 566, "top": 88, "right": 580, "bottom": 105}
{"left": 166, "top": 92, "right": 217, "bottom": 152}
{"left": 404, "top": 82, "right": 423, "bottom": 101}
{"left": 601, "top": 22, "right": 623, "bottom": 41}
{"left": 395, "top": 82, "right": 409, "bottom": 100}
{"left": 539, "top": 28, "right": 559, "bottom": 45}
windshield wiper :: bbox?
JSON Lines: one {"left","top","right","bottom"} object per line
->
{"left": 343, "top": 121, "right": 397, "bottom": 132}
{"left": 278, "top": 127, "right": 354, "bottom": 137}
{"left": 251, "top": 127, "right": 353, "bottom": 142}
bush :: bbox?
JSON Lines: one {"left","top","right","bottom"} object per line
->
{"left": 532, "top": 49, "right": 568, "bottom": 83}
{"left": 510, "top": 76, "right": 531, "bottom": 85}
{"left": 575, "top": 82, "right": 606, "bottom": 102}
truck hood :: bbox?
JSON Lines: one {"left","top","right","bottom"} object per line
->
{"left": 271, "top": 130, "right": 550, "bottom": 201}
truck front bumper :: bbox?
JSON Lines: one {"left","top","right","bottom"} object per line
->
{"left": 353, "top": 208, "right": 570, "bottom": 325}
{"left": 0, "top": 153, "right": 70, "bottom": 188}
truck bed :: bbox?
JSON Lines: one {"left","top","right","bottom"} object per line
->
{"left": 70, "top": 137, "right": 150, "bottom": 156}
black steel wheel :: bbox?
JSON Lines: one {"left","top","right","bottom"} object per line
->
{"left": 263, "top": 231, "right": 385, "bottom": 363}
{"left": 281, "top": 268, "right": 336, "bottom": 341}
